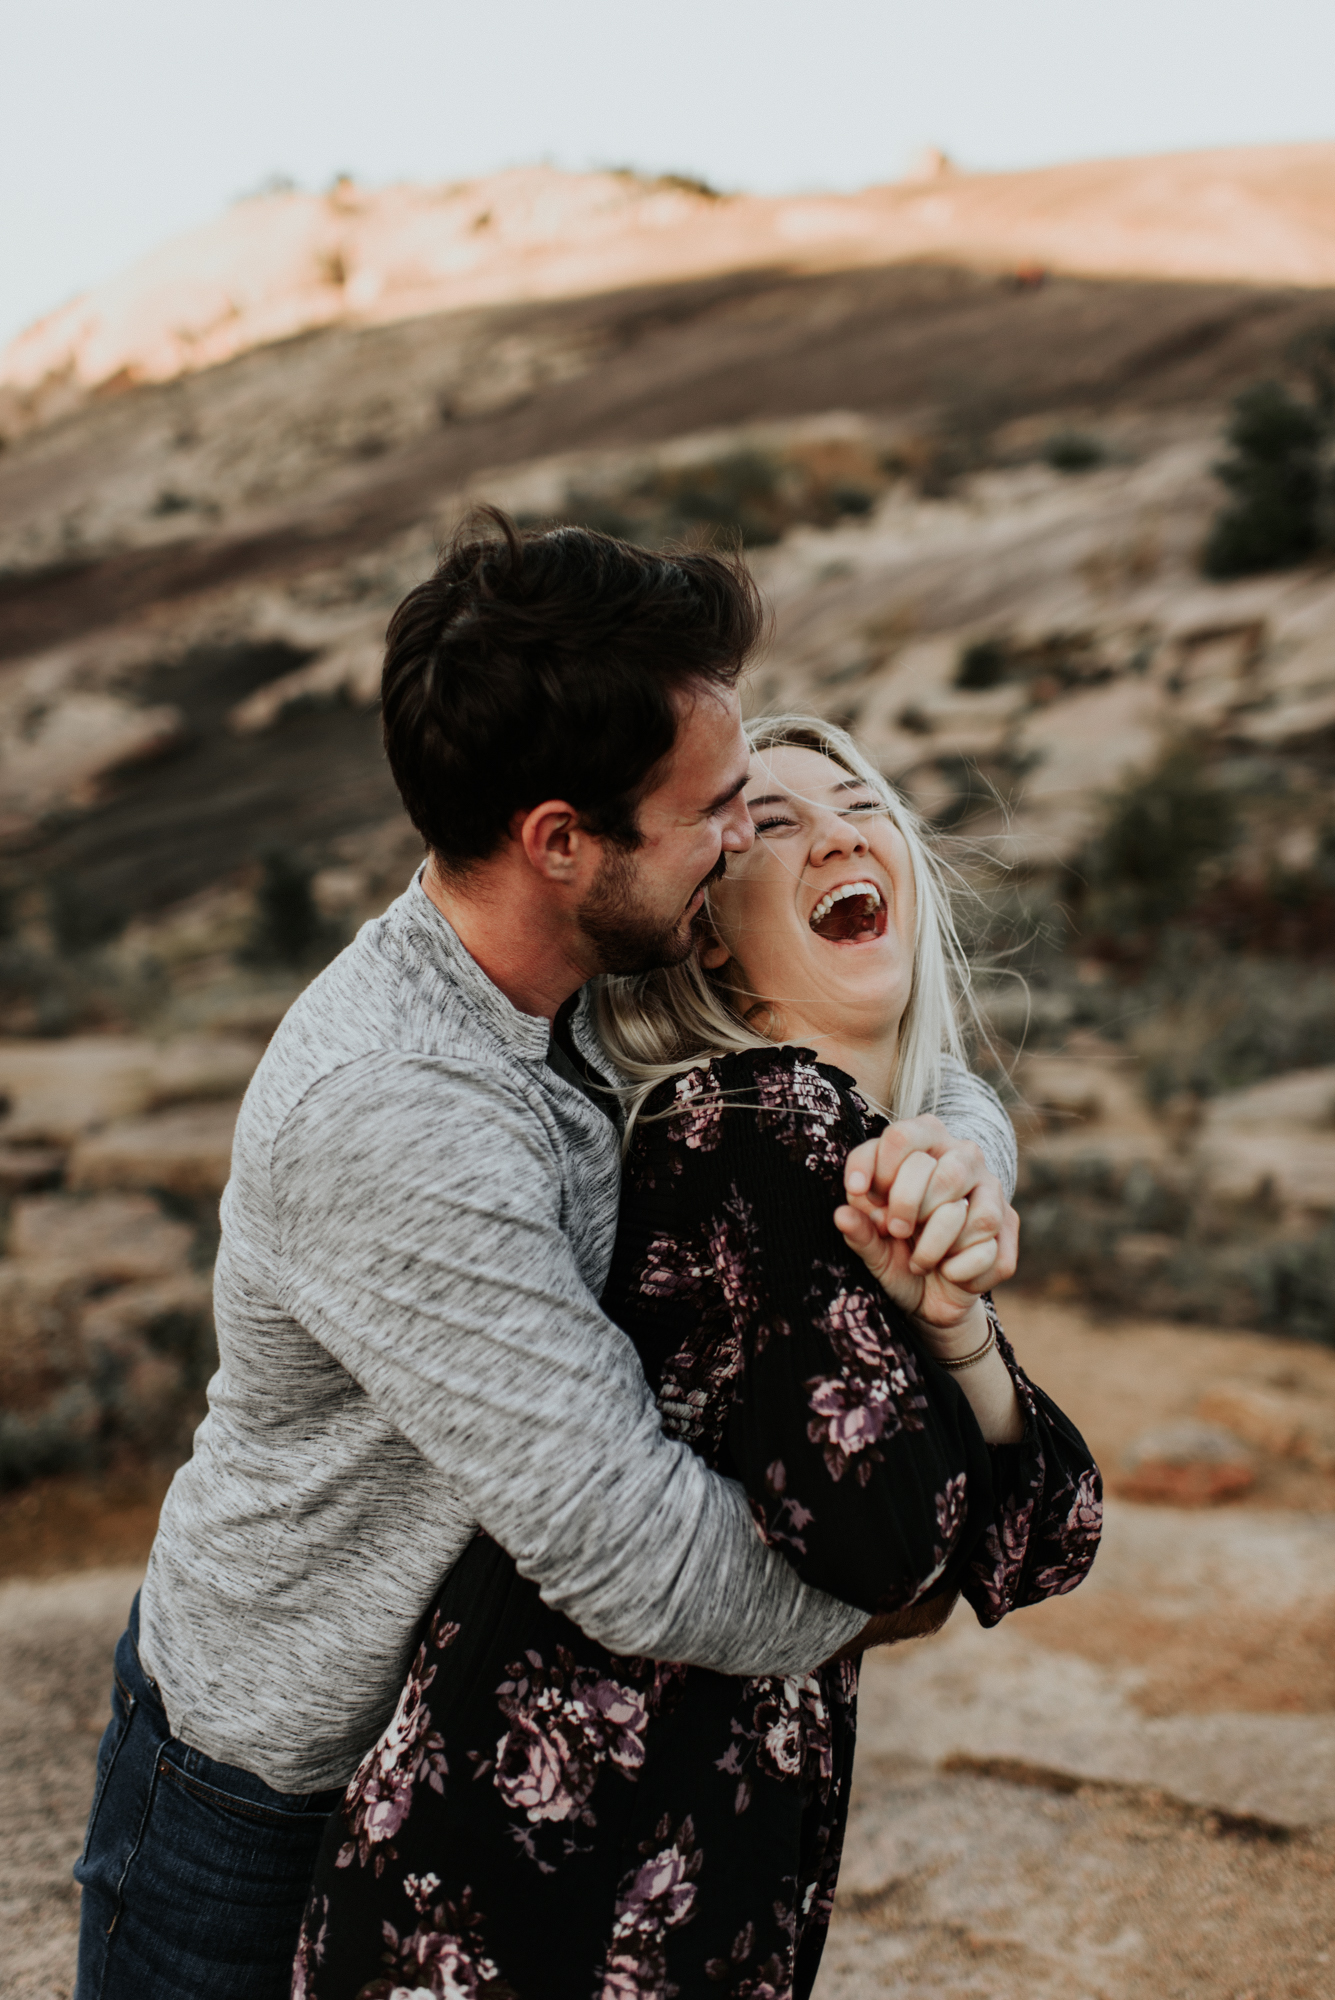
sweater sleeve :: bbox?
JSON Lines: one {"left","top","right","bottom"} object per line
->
{"left": 272, "top": 1051, "right": 866, "bottom": 1677}
{"left": 929, "top": 1057, "right": 1018, "bottom": 1202}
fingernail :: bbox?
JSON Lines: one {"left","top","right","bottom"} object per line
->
{"left": 847, "top": 1172, "right": 868, "bottom": 1192}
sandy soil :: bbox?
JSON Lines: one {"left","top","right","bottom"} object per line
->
{"left": 823, "top": 1756, "right": 1334, "bottom": 2000}
{"left": 4, "top": 1570, "right": 1330, "bottom": 2000}
{"left": 3, "top": 1296, "right": 1333, "bottom": 2000}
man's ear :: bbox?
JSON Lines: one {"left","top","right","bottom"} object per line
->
{"left": 516, "top": 800, "right": 585, "bottom": 883}
{"left": 698, "top": 927, "right": 730, "bottom": 971}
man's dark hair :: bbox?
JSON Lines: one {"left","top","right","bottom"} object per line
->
{"left": 381, "top": 510, "right": 764, "bottom": 870}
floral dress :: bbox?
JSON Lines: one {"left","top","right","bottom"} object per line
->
{"left": 295, "top": 1047, "right": 1101, "bottom": 2000}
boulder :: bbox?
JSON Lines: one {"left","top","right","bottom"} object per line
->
{"left": 79, "top": 1276, "right": 215, "bottom": 1445}
{"left": 1198, "top": 1381, "right": 1335, "bottom": 1473}
{"left": 0, "top": 1261, "right": 86, "bottom": 1410}
{"left": 0, "top": 1145, "right": 65, "bottom": 1194}
{"left": 67, "top": 1100, "right": 241, "bottom": 1198}
{"left": 1018, "top": 1051, "right": 1159, "bottom": 1136}
{"left": 1200, "top": 1132, "right": 1335, "bottom": 1212}
{"left": 79, "top": 1273, "right": 213, "bottom": 1353}
{"left": 1202, "top": 1067, "right": 1335, "bottom": 1133}
{"left": 1116, "top": 1420, "right": 1256, "bottom": 1505}
{"left": 0, "top": 695, "right": 185, "bottom": 825}
{"left": 9, "top": 1191, "right": 195, "bottom": 1285}
{"left": 0, "top": 1036, "right": 259, "bottom": 1148}
{"left": 1011, "top": 678, "right": 1164, "bottom": 804}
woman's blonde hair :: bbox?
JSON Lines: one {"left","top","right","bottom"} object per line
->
{"left": 594, "top": 712, "right": 974, "bottom": 1129}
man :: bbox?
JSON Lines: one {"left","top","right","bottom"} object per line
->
{"left": 75, "top": 515, "right": 1017, "bottom": 1997}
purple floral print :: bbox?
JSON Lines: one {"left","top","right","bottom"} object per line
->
{"left": 599, "top": 1814, "right": 702, "bottom": 1999}
{"left": 969, "top": 1494, "right": 1037, "bottom": 1623}
{"left": 291, "top": 1895, "right": 327, "bottom": 2000}
{"left": 749, "top": 1459, "right": 815, "bottom": 1557}
{"left": 335, "top": 1620, "right": 459, "bottom": 1875}
{"left": 936, "top": 1471, "right": 968, "bottom": 1547}
{"left": 716, "top": 1674, "right": 836, "bottom": 1818}
{"left": 907, "top": 1470, "right": 972, "bottom": 1603}
{"left": 639, "top": 1236, "right": 710, "bottom": 1308}
{"left": 490, "top": 1647, "right": 648, "bottom": 1828}
{"left": 803, "top": 1272, "right": 928, "bottom": 1484}
{"left": 755, "top": 1056, "right": 844, "bottom": 1178}
{"left": 667, "top": 1066, "right": 726, "bottom": 1157}
{"left": 705, "top": 1917, "right": 793, "bottom": 1998}
{"left": 364, "top": 1878, "right": 514, "bottom": 1999}
{"left": 1030, "top": 1466, "right": 1105, "bottom": 1598}
{"left": 708, "top": 1192, "right": 764, "bottom": 1330}
{"left": 648, "top": 1194, "right": 766, "bottom": 1450}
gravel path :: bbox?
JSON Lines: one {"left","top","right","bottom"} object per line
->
{"left": 0, "top": 1570, "right": 140, "bottom": 2000}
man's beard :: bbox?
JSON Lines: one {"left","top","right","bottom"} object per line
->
{"left": 576, "top": 847, "right": 727, "bottom": 976}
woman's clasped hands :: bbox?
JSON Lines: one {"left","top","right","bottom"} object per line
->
{"left": 833, "top": 1113, "right": 1019, "bottom": 1338}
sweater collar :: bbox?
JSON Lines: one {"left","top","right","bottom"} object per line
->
{"left": 402, "top": 870, "right": 552, "bottom": 1062}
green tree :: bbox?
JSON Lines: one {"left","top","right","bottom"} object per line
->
{"left": 1202, "top": 329, "right": 1335, "bottom": 578}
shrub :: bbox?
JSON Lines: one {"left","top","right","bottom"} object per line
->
{"left": 653, "top": 451, "right": 789, "bottom": 547}
{"left": 1043, "top": 432, "right": 1106, "bottom": 473}
{"left": 955, "top": 639, "right": 1010, "bottom": 690}
{"left": 45, "top": 875, "right": 126, "bottom": 956}
{"left": 239, "top": 849, "right": 341, "bottom": 968}
{"left": 540, "top": 439, "right": 894, "bottom": 551}
{"left": 1081, "top": 750, "right": 1237, "bottom": 932}
{"left": 1202, "top": 380, "right": 1330, "bottom": 578}
{"left": 829, "top": 484, "right": 875, "bottom": 517}
{"left": 1248, "top": 1225, "right": 1335, "bottom": 1346}
{"left": 1129, "top": 953, "right": 1335, "bottom": 1101}
{"left": 0, "top": 1387, "right": 99, "bottom": 1489}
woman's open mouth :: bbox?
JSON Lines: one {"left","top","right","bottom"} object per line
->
{"left": 808, "top": 880, "right": 889, "bottom": 944}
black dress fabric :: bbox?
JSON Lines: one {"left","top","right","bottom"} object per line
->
{"left": 294, "top": 1047, "right": 1101, "bottom": 2000}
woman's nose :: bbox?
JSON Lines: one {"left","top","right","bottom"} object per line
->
{"left": 810, "top": 811, "right": 867, "bottom": 862}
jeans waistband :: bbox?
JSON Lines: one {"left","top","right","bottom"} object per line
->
{"left": 118, "top": 1591, "right": 342, "bottom": 1814}
{"left": 117, "top": 1591, "right": 165, "bottom": 1714}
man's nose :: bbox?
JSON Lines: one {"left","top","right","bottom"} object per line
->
{"left": 721, "top": 796, "right": 755, "bottom": 852}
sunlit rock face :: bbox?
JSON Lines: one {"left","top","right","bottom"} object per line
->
{"left": 6, "top": 145, "right": 1335, "bottom": 434}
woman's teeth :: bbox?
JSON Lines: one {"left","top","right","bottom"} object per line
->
{"left": 809, "top": 881, "right": 882, "bottom": 931}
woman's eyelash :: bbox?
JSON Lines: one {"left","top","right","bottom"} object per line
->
{"left": 753, "top": 801, "right": 882, "bottom": 831}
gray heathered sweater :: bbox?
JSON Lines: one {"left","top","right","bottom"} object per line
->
{"left": 137, "top": 876, "right": 1016, "bottom": 1793}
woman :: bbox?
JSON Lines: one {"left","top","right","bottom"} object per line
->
{"left": 294, "top": 715, "right": 1101, "bottom": 2000}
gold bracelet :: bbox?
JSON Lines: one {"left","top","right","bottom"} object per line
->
{"left": 938, "top": 1324, "right": 997, "bottom": 1372}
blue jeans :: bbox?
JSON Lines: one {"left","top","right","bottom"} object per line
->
{"left": 74, "top": 1595, "right": 343, "bottom": 2000}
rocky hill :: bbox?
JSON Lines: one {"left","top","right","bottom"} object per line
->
{"left": 0, "top": 153, "right": 1333, "bottom": 1487}
{"left": 7, "top": 145, "right": 1335, "bottom": 436}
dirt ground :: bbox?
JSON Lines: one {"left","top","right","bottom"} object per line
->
{"left": 3, "top": 1293, "right": 1333, "bottom": 2000}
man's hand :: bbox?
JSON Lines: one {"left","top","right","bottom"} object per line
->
{"left": 825, "top": 1588, "right": 959, "bottom": 1662}
{"left": 834, "top": 1114, "right": 1018, "bottom": 1331}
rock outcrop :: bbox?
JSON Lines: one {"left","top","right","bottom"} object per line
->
{"left": 0, "top": 1036, "right": 260, "bottom": 1482}
{"left": 7, "top": 147, "right": 1335, "bottom": 435}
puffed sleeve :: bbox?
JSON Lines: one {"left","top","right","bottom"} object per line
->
{"left": 608, "top": 1047, "right": 1101, "bottom": 1624}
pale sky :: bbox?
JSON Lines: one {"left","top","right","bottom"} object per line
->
{"left": 3, "top": 0, "right": 1333, "bottom": 348}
